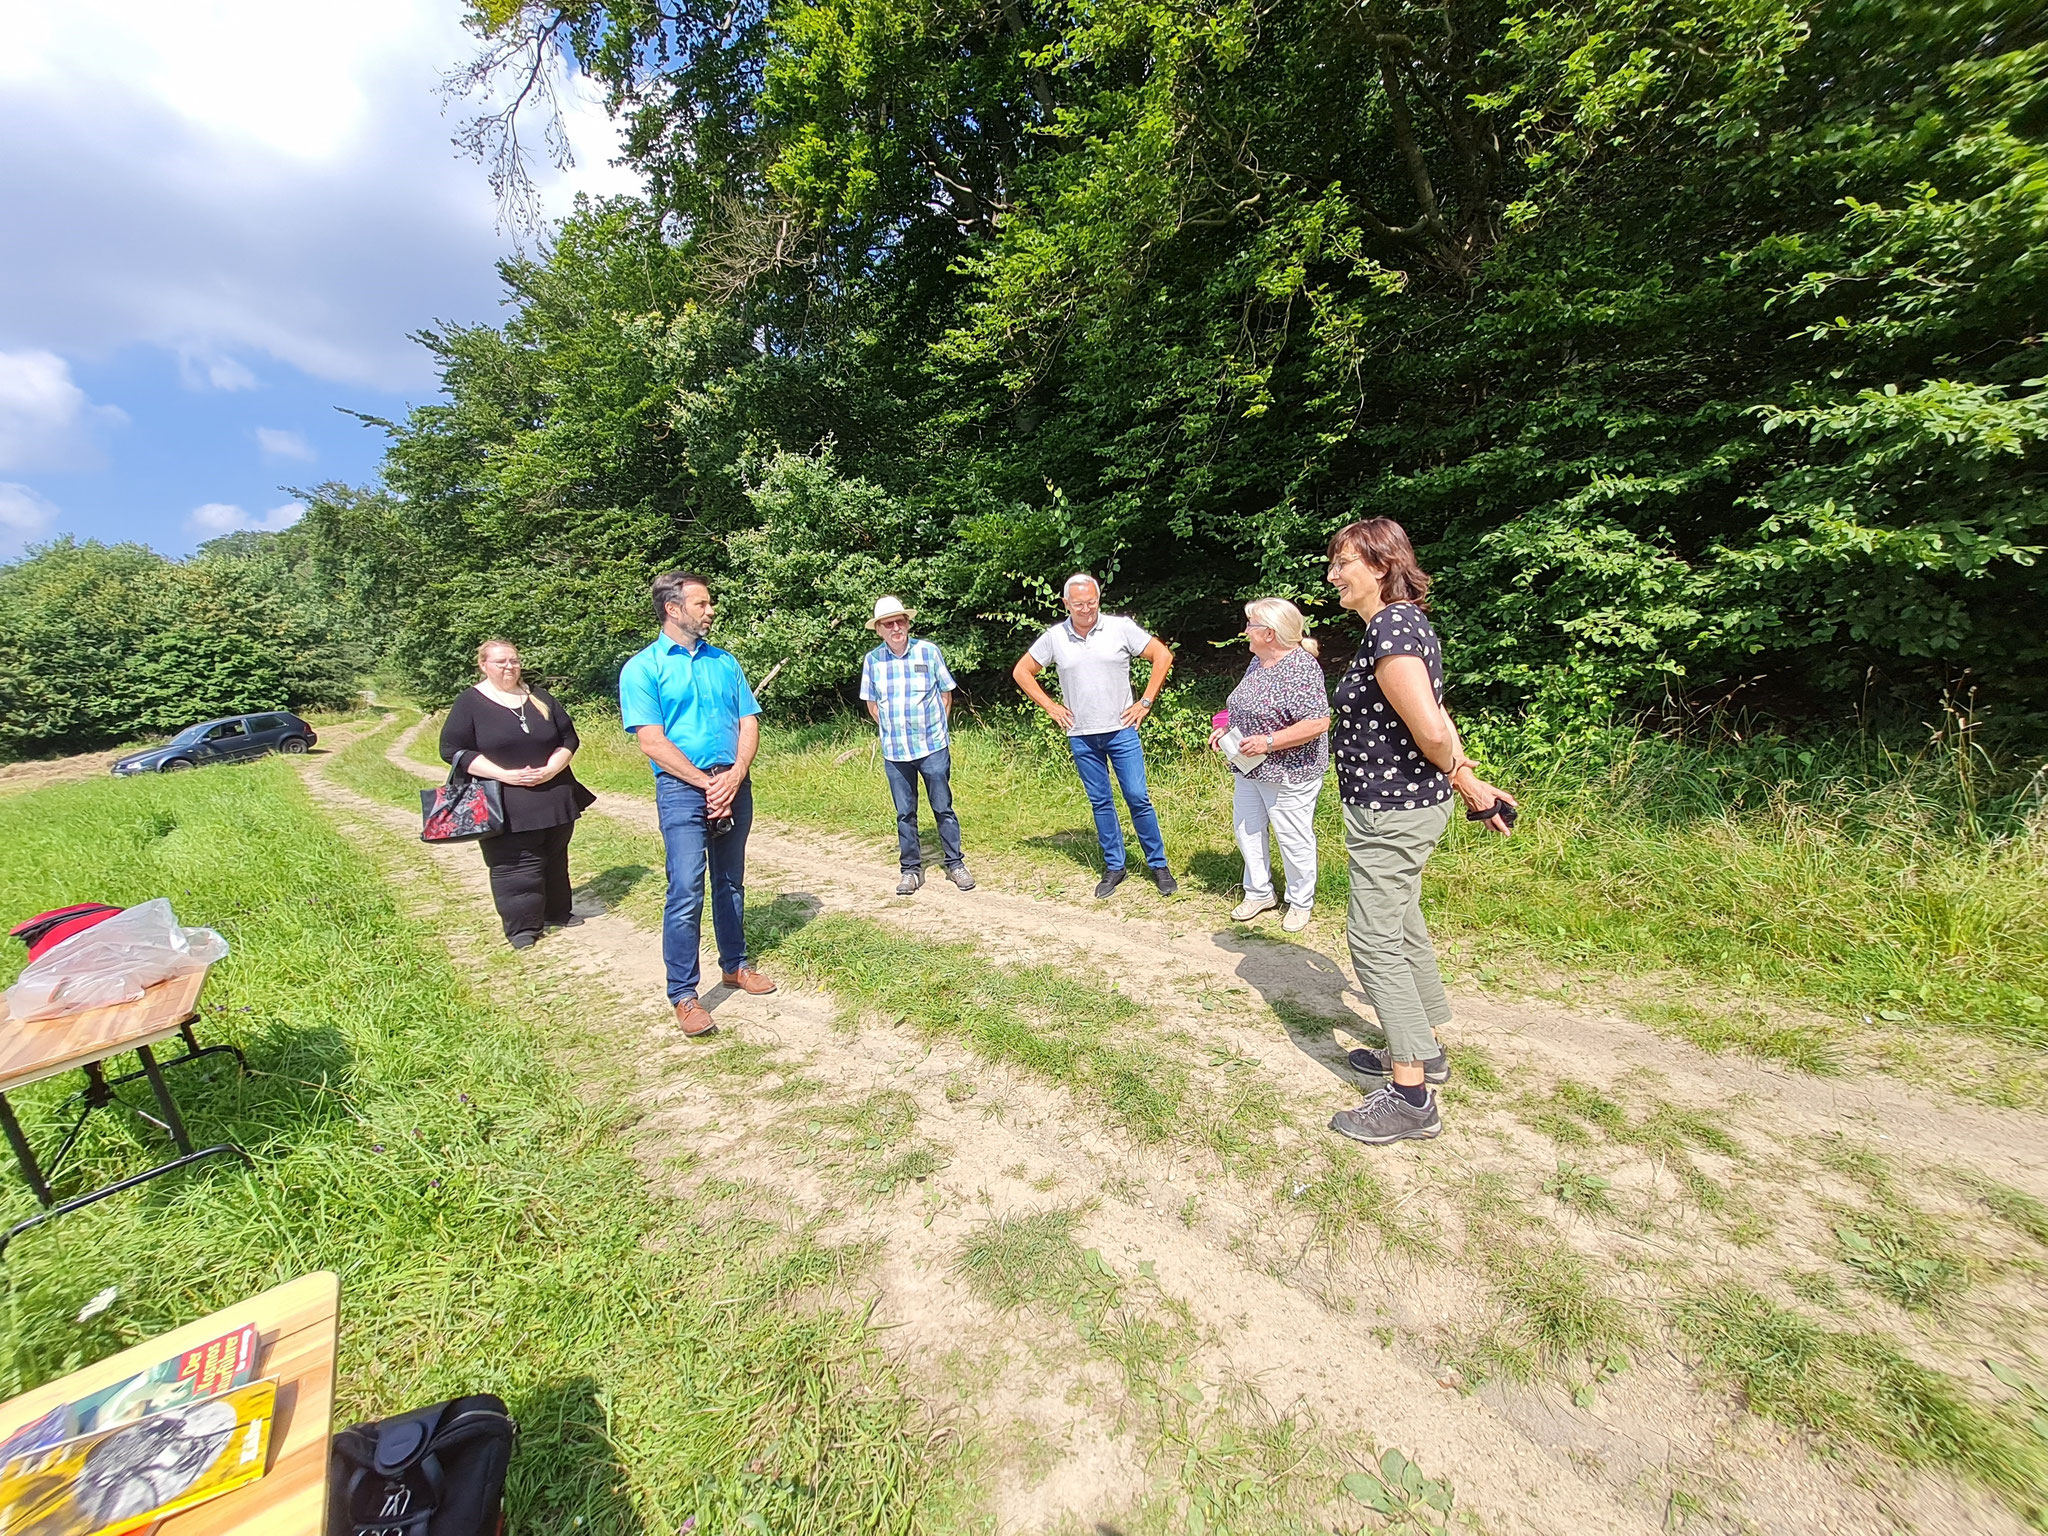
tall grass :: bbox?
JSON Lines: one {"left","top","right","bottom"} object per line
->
{"left": 0, "top": 761, "right": 949, "bottom": 1533}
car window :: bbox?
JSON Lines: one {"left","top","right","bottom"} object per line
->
{"left": 251, "top": 714, "right": 290, "bottom": 732}
{"left": 204, "top": 721, "right": 248, "bottom": 740}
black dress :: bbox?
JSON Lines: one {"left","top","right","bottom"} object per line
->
{"left": 439, "top": 686, "right": 595, "bottom": 943}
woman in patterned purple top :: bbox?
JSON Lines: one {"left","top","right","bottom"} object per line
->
{"left": 1322, "top": 518, "right": 1517, "bottom": 1150}
{"left": 1209, "top": 598, "right": 1330, "bottom": 932}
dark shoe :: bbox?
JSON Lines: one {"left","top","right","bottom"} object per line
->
{"left": 1095, "top": 868, "right": 1128, "bottom": 899}
{"left": 1151, "top": 865, "right": 1179, "bottom": 896}
{"left": 1347, "top": 1046, "right": 1450, "bottom": 1085}
{"left": 674, "top": 998, "right": 717, "bottom": 1036}
{"left": 1329, "top": 1085, "right": 1442, "bottom": 1145}
{"left": 508, "top": 930, "right": 540, "bottom": 950}
{"left": 547, "top": 914, "right": 586, "bottom": 930}
{"left": 721, "top": 967, "right": 778, "bottom": 995}
{"left": 896, "top": 869, "right": 924, "bottom": 895}
{"left": 946, "top": 864, "right": 976, "bottom": 891}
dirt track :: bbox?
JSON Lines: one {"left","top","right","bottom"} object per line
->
{"left": 311, "top": 717, "right": 2048, "bottom": 1535}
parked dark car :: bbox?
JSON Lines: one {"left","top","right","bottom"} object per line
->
{"left": 110, "top": 712, "right": 318, "bottom": 775}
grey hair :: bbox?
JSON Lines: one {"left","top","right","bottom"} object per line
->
{"left": 1244, "top": 597, "right": 1319, "bottom": 659}
{"left": 1062, "top": 571, "right": 1101, "bottom": 599}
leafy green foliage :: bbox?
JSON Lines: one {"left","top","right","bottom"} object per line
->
{"left": 0, "top": 536, "right": 360, "bottom": 759}
{"left": 345, "top": 0, "right": 2048, "bottom": 734}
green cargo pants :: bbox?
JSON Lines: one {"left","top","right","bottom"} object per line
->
{"left": 1342, "top": 798, "right": 1454, "bottom": 1063}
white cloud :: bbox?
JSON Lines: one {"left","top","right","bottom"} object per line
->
{"left": 0, "top": 349, "right": 127, "bottom": 471}
{"left": 0, "top": 482, "right": 60, "bottom": 554}
{"left": 0, "top": 0, "right": 641, "bottom": 392}
{"left": 255, "top": 427, "right": 316, "bottom": 463}
{"left": 179, "top": 351, "right": 260, "bottom": 393}
{"left": 187, "top": 499, "right": 306, "bottom": 537}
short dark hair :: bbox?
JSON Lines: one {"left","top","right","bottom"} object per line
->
{"left": 651, "top": 571, "right": 710, "bottom": 624}
{"left": 1327, "top": 519, "right": 1431, "bottom": 608}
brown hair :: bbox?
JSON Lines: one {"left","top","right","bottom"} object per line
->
{"left": 651, "top": 571, "right": 711, "bottom": 624}
{"left": 1327, "top": 518, "right": 1431, "bottom": 608}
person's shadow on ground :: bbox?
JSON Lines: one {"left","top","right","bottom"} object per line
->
{"left": 571, "top": 863, "right": 654, "bottom": 917}
{"left": 1208, "top": 929, "right": 1381, "bottom": 1089}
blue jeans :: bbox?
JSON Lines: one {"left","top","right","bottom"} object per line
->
{"left": 1067, "top": 728, "right": 1167, "bottom": 872}
{"left": 884, "top": 748, "right": 964, "bottom": 871}
{"left": 654, "top": 771, "right": 753, "bottom": 1003}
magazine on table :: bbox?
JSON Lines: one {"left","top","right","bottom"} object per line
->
{"left": 0, "top": 1376, "right": 276, "bottom": 1535}
{"left": 66, "top": 1322, "right": 260, "bottom": 1436}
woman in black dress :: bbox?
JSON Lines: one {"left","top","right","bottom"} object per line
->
{"left": 439, "top": 639, "right": 595, "bottom": 948}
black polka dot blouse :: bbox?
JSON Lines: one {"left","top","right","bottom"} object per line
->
{"left": 1330, "top": 602, "right": 1452, "bottom": 812}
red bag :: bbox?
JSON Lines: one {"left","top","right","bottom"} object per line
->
{"left": 10, "top": 903, "right": 125, "bottom": 959}
{"left": 420, "top": 766, "right": 506, "bottom": 843}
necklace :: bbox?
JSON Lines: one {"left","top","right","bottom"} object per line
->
{"left": 481, "top": 682, "right": 531, "bottom": 731}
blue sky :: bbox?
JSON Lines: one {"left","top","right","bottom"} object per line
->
{"left": 0, "top": 0, "right": 637, "bottom": 558}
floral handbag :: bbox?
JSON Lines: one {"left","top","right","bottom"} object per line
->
{"left": 420, "top": 760, "right": 506, "bottom": 843}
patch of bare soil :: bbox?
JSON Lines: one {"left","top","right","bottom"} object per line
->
{"left": 0, "top": 747, "right": 129, "bottom": 793}
{"left": 355, "top": 719, "right": 2046, "bottom": 1535}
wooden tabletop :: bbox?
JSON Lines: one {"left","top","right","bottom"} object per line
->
{"left": 0, "top": 969, "right": 207, "bottom": 1093}
{"left": 0, "top": 1270, "right": 341, "bottom": 1535}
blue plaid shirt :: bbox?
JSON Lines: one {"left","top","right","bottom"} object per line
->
{"left": 859, "top": 637, "right": 956, "bottom": 761}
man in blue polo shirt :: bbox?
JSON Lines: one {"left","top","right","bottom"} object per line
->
{"left": 619, "top": 571, "right": 776, "bottom": 1036}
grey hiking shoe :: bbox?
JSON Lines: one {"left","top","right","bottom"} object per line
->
{"left": 946, "top": 864, "right": 977, "bottom": 891}
{"left": 896, "top": 869, "right": 924, "bottom": 895}
{"left": 1329, "top": 1085, "right": 1442, "bottom": 1145}
{"left": 1346, "top": 1046, "right": 1450, "bottom": 1085}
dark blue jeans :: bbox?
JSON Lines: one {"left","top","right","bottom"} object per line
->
{"left": 1067, "top": 728, "right": 1167, "bottom": 872}
{"left": 884, "top": 748, "right": 964, "bottom": 871}
{"left": 654, "top": 771, "right": 753, "bottom": 1003}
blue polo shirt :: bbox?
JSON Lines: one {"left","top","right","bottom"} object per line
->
{"left": 618, "top": 634, "right": 760, "bottom": 775}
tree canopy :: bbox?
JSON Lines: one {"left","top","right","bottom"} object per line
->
{"left": 0, "top": 535, "right": 363, "bottom": 758}
{"left": 254, "top": 1, "right": 2048, "bottom": 729}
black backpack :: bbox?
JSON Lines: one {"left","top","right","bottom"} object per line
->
{"left": 328, "top": 1395, "right": 517, "bottom": 1536}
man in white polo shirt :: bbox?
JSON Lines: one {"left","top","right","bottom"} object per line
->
{"left": 1011, "top": 572, "right": 1179, "bottom": 898}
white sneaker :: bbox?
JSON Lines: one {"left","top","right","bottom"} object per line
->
{"left": 1282, "top": 905, "right": 1312, "bottom": 933}
{"left": 1231, "top": 895, "right": 1278, "bottom": 923}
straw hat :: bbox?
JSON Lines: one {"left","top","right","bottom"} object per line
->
{"left": 865, "top": 595, "right": 916, "bottom": 630}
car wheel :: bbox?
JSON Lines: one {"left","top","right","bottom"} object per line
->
{"left": 161, "top": 758, "right": 195, "bottom": 773}
{"left": 280, "top": 737, "right": 309, "bottom": 755}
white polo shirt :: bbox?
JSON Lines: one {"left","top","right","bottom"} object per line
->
{"left": 1027, "top": 615, "right": 1153, "bottom": 736}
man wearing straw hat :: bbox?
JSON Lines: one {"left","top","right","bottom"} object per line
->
{"left": 859, "top": 595, "right": 975, "bottom": 896}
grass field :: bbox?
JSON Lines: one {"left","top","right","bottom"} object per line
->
{"left": 549, "top": 698, "right": 2048, "bottom": 1097}
{"left": 0, "top": 757, "right": 952, "bottom": 1533}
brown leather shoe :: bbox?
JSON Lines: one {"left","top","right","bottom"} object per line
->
{"left": 673, "top": 997, "right": 717, "bottom": 1036}
{"left": 720, "top": 967, "right": 777, "bottom": 995}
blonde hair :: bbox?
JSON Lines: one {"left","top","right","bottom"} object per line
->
{"left": 475, "top": 638, "right": 549, "bottom": 717}
{"left": 1244, "top": 598, "right": 1319, "bottom": 659}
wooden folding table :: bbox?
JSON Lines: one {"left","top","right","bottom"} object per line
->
{"left": 0, "top": 969, "right": 250, "bottom": 1257}
{"left": 0, "top": 1269, "right": 342, "bottom": 1534}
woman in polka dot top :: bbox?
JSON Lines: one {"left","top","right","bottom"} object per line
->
{"left": 1322, "top": 517, "right": 1517, "bottom": 1148}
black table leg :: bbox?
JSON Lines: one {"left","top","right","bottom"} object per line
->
{"left": 0, "top": 1093, "right": 51, "bottom": 1207}
{"left": 1, "top": 1035, "right": 252, "bottom": 1262}
{"left": 134, "top": 1046, "right": 194, "bottom": 1155}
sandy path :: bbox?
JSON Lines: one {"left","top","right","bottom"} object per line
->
{"left": 357, "top": 717, "right": 2043, "bottom": 1535}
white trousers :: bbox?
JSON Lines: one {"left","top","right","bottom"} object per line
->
{"left": 1233, "top": 773, "right": 1322, "bottom": 910}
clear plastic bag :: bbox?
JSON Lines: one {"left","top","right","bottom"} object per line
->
{"left": 4, "top": 898, "right": 228, "bottom": 1022}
